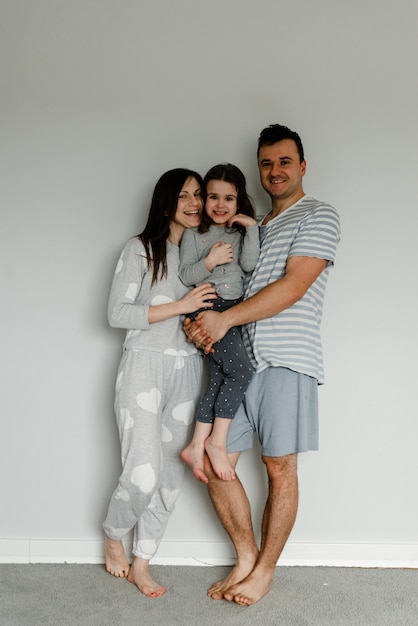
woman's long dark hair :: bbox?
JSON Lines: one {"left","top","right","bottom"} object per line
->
{"left": 199, "top": 163, "right": 255, "bottom": 234}
{"left": 138, "top": 168, "right": 203, "bottom": 285}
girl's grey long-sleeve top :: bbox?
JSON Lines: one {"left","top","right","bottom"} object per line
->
{"left": 179, "top": 224, "right": 260, "bottom": 300}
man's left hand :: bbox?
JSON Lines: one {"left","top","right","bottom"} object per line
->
{"left": 184, "top": 310, "right": 229, "bottom": 353}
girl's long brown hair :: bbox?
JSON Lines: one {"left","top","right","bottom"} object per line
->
{"left": 199, "top": 163, "right": 254, "bottom": 234}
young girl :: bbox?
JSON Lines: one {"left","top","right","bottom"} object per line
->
{"left": 179, "top": 163, "right": 259, "bottom": 482}
{"left": 103, "top": 169, "right": 216, "bottom": 598}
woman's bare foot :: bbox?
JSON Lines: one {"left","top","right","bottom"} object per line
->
{"left": 204, "top": 437, "right": 235, "bottom": 481}
{"left": 104, "top": 535, "right": 130, "bottom": 578}
{"left": 127, "top": 556, "right": 166, "bottom": 598}
{"left": 180, "top": 443, "right": 208, "bottom": 483}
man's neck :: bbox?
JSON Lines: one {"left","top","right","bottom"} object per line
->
{"left": 263, "top": 191, "right": 305, "bottom": 224}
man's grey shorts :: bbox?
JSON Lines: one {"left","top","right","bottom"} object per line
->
{"left": 226, "top": 367, "right": 319, "bottom": 457}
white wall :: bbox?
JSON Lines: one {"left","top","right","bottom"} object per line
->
{"left": 1, "top": 0, "right": 417, "bottom": 565}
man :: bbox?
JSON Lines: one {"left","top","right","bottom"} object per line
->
{"left": 185, "top": 124, "right": 341, "bottom": 605}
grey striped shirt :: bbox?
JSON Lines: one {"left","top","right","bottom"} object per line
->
{"left": 242, "top": 195, "right": 341, "bottom": 383}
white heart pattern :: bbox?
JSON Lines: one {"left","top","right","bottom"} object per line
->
{"left": 148, "top": 492, "right": 158, "bottom": 509}
{"left": 164, "top": 348, "right": 188, "bottom": 369}
{"left": 125, "top": 282, "right": 137, "bottom": 301}
{"left": 160, "top": 488, "right": 180, "bottom": 511}
{"left": 115, "top": 487, "right": 130, "bottom": 502}
{"left": 135, "top": 539, "right": 157, "bottom": 558}
{"left": 136, "top": 387, "right": 161, "bottom": 414}
{"left": 151, "top": 295, "right": 174, "bottom": 305}
{"left": 115, "top": 255, "right": 124, "bottom": 274}
{"left": 115, "top": 371, "right": 124, "bottom": 393}
{"left": 119, "top": 408, "right": 134, "bottom": 430}
{"left": 172, "top": 400, "right": 195, "bottom": 425}
{"left": 130, "top": 463, "right": 156, "bottom": 493}
{"left": 106, "top": 525, "right": 130, "bottom": 539}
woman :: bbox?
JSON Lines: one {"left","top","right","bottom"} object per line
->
{"left": 103, "top": 169, "right": 216, "bottom": 598}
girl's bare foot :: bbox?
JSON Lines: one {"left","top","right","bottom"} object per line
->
{"left": 180, "top": 443, "right": 208, "bottom": 483}
{"left": 104, "top": 535, "right": 130, "bottom": 578}
{"left": 127, "top": 556, "right": 166, "bottom": 598}
{"left": 204, "top": 437, "right": 235, "bottom": 481}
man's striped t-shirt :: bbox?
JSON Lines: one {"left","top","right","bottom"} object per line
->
{"left": 242, "top": 195, "right": 341, "bottom": 384}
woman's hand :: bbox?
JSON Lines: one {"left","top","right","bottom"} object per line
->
{"left": 178, "top": 282, "right": 217, "bottom": 315}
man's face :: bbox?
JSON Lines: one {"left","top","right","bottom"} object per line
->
{"left": 258, "top": 139, "right": 306, "bottom": 202}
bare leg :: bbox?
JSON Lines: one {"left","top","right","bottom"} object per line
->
{"left": 204, "top": 417, "right": 235, "bottom": 481}
{"left": 180, "top": 421, "right": 212, "bottom": 483}
{"left": 224, "top": 454, "right": 299, "bottom": 606}
{"left": 206, "top": 453, "right": 259, "bottom": 600}
{"left": 104, "top": 534, "right": 130, "bottom": 578}
{"left": 127, "top": 555, "right": 166, "bottom": 598}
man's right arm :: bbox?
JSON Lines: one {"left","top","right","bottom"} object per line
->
{"left": 185, "top": 255, "right": 329, "bottom": 353}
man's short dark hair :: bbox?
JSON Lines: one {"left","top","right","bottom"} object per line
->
{"left": 257, "top": 124, "right": 305, "bottom": 162}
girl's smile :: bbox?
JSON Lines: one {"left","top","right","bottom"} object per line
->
{"left": 205, "top": 179, "right": 238, "bottom": 227}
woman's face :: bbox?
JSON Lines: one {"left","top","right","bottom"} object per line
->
{"left": 205, "top": 179, "right": 238, "bottom": 227}
{"left": 171, "top": 177, "right": 203, "bottom": 230}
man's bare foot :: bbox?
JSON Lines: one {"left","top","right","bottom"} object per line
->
{"left": 207, "top": 558, "right": 256, "bottom": 600}
{"left": 224, "top": 566, "right": 275, "bottom": 605}
{"left": 104, "top": 535, "right": 130, "bottom": 578}
{"left": 180, "top": 443, "right": 208, "bottom": 483}
{"left": 204, "top": 438, "right": 235, "bottom": 481}
{"left": 127, "top": 556, "right": 166, "bottom": 598}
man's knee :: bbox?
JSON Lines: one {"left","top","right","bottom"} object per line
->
{"left": 262, "top": 453, "right": 298, "bottom": 484}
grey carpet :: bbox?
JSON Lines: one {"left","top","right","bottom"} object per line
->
{"left": 0, "top": 564, "right": 417, "bottom": 625}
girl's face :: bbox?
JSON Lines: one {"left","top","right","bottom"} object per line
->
{"left": 172, "top": 177, "right": 203, "bottom": 231}
{"left": 205, "top": 179, "right": 238, "bottom": 227}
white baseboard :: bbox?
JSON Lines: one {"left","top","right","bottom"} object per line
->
{"left": 1, "top": 539, "right": 417, "bottom": 568}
